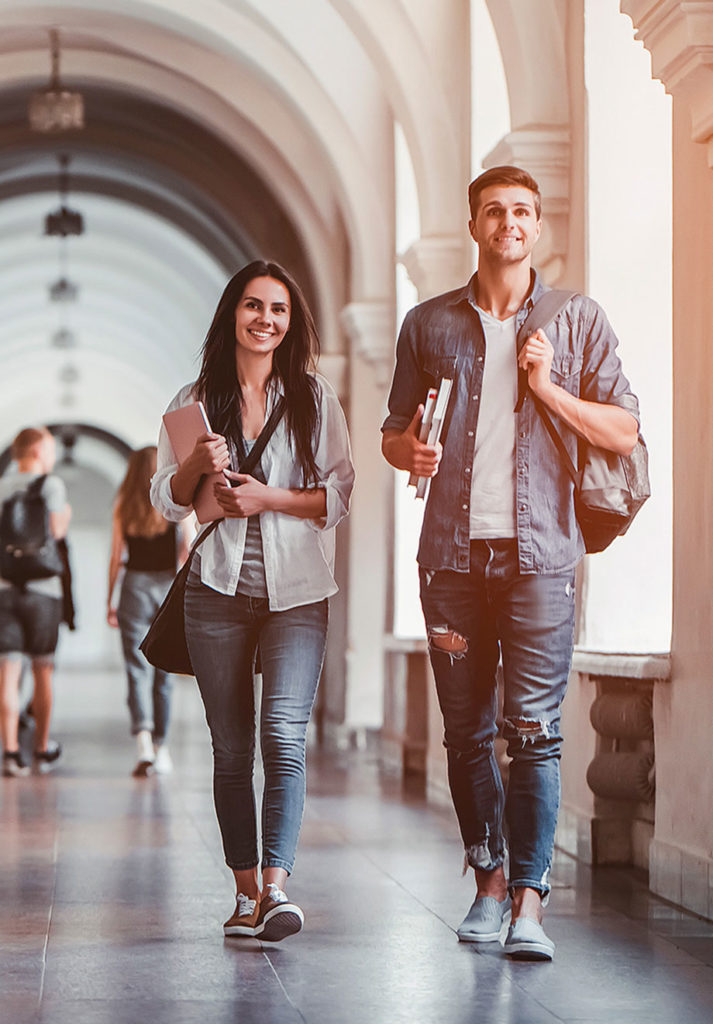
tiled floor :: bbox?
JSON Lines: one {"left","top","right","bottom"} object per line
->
{"left": 2, "top": 668, "right": 713, "bottom": 1024}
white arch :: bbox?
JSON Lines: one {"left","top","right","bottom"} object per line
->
{"left": 484, "top": 0, "right": 569, "bottom": 127}
{"left": 329, "top": 0, "right": 465, "bottom": 237}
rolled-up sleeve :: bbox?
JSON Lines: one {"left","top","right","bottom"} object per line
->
{"left": 150, "top": 384, "right": 197, "bottom": 522}
{"left": 381, "top": 309, "right": 423, "bottom": 434}
{"left": 308, "top": 375, "right": 355, "bottom": 531}
{"left": 579, "top": 302, "right": 640, "bottom": 425}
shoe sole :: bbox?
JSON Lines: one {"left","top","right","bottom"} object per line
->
{"left": 224, "top": 923, "right": 258, "bottom": 937}
{"left": 504, "top": 941, "right": 554, "bottom": 961}
{"left": 256, "top": 906, "right": 304, "bottom": 943}
{"left": 2, "top": 767, "right": 30, "bottom": 777}
{"left": 132, "top": 760, "right": 154, "bottom": 778}
{"left": 457, "top": 908, "right": 511, "bottom": 943}
{"left": 458, "top": 929, "right": 505, "bottom": 943}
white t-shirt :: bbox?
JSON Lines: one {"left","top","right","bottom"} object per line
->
{"left": 469, "top": 307, "right": 518, "bottom": 539}
{"left": 0, "top": 472, "right": 67, "bottom": 597}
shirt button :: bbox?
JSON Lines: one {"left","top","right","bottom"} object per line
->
{"left": 477, "top": 356, "right": 483, "bottom": 363}
{"left": 462, "top": 504, "right": 468, "bottom": 510}
{"left": 519, "top": 504, "right": 526, "bottom": 511}
{"left": 519, "top": 432, "right": 526, "bottom": 438}
{"left": 465, "top": 467, "right": 471, "bottom": 474}
{"left": 472, "top": 395, "right": 478, "bottom": 401}
{"left": 467, "top": 431, "right": 474, "bottom": 437}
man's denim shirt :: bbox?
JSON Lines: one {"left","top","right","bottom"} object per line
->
{"left": 382, "top": 272, "right": 640, "bottom": 575}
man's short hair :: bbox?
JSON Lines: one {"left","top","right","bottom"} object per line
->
{"left": 11, "top": 427, "right": 51, "bottom": 461}
{"left": 468, "top": 165, "right": 542, "bottom": 221}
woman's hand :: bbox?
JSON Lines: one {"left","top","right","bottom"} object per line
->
{"left": 107, "top": 606, "right": 119, "bottom": 628}
{"left": 188, "top": 432, "right": 231, "bottom": 476}
{"left": 214, "top": 472, "right": 275, "bottom": 517}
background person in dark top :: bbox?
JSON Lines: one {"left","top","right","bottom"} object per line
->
{"left": 107, "top": 446, "right": 191, "bottom": 776}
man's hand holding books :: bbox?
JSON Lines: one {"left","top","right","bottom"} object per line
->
{"left": 381, "top": 377, "right": 452, "bottom": 500}
{"left": 398, "top": 404, "right": 443, "bottom": 477}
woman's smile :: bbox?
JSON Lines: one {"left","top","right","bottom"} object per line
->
{"left": 235, "top": 276, "right": 291, "bottom": 356}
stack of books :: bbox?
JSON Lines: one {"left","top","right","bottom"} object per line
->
{"left": 408, "top": 377, "right": 453, "bottom": 500}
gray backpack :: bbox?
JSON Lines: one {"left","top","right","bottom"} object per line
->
{"left": 518, "top": 291, "right": 651, "bottom": 553}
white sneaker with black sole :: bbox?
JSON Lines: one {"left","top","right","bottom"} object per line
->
{"left": 32, "top": 740, "right": 62, "bottom": 774}
{"left": 3, "top": 751, "right": 30, "bottom": 777}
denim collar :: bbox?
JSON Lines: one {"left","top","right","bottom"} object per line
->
{"left": 446, "top": 269, "right": 545, "bottom": 316}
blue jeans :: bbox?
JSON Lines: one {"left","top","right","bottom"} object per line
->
{"left": 117, "top": 570, "right": 174, "bottom": 740}
{"left": 184, "top": 574, "right": 328, "bottom": 874}
{"left": 419, "top": 540, "right": 575, "bottom": 896}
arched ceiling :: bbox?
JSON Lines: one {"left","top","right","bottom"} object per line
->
{"left": 0, "top": 0, "right": 530, "bottom": 449}
{"left": 0, "top": 1, "right": 381, "bottom": 447}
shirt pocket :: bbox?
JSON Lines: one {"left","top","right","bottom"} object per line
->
{"left": 423, "top": 354, "right": 458, "bottom": 386}
{"left": 550, "top": 353, "right": 583, "bottom": 395}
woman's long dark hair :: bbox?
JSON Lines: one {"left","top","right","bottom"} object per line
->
{"left": 194, "top": 260, "right": 320, "bottom": 485}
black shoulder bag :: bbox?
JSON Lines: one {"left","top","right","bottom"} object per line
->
{"left": 519, "top": 290, "right": 651, "bottom": 554}
{"left": 139, "top": 397, "right": 285, "bottom": 674}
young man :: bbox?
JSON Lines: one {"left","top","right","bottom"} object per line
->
{"left": 0, "top": 427, "right": 71, "bottom": 776}
{"left": 381, "top": 166, "right": 639, "bottom": 960}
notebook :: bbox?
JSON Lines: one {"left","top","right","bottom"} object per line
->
{"left": 162, "top": 401, "right": 226, "bottom": 523}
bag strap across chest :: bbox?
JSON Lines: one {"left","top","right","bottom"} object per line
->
{"left": 514, "top": 290, "right": 577, "bottom": 414}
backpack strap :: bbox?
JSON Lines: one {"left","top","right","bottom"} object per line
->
{"left": 514, "top": 289, "right": 577, "bottom": 412}
{"left": 516, "top": 290, "right": 582, "bottom": 487}
{"left": 533, "top": 395, "right": 579, "bottom": 487}
{"left": 26, "top": 474, "right": 49, "bottom": 498}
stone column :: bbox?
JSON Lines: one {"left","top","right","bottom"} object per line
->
{"left": 621, "top": 0, "right": 713, "bottom": 919}
{"left": 338, "top": 300, "right": 394, "bottom": 736}
{"left": 399, "top": 236, "right": 467, "bottom": 300}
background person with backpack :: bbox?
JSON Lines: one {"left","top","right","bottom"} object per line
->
{"left": 0, "top": 427, "right": 71, "bottom": 776}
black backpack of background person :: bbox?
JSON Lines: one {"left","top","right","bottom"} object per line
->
{"left": 0, "top": 476, "right": 64, "bottom": 585}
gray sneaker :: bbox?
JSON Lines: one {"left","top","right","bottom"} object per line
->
{"left": 457, "top": 895, "right": 511, "bottom": 943}
{"left": 504, "top": 916, "right": 555, "bottom": 960}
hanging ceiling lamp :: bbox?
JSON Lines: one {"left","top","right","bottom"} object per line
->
{"left": 45, "top": 155, "right": 84, "bottom": 236}
{"left": 49, "top": 276, "right": 79, "bottom": 302}
{"left": 51, "top": 328, "right": 77, "bottom": 349}
{"left": 29, "top": 29, "right": 85, "bottom": 133}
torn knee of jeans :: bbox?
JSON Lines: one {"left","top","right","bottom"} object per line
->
{"left": 504, "top": 716, "right": 552, "bottom": 742}
{"left": 427, "top": 625, "right": 468, "bottom": 659}
{"left": 443, "top": 736, "right": 490, "bottom": 758}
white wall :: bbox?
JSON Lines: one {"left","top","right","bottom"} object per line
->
{"left": 581, "top": 0, "right": 672, "bottom": 653}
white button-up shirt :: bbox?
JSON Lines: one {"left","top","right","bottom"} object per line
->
{"left": 150, "top": 374, "right": 354, "bottom": 611}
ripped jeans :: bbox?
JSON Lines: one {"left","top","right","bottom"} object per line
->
{"left": 419, "top": 539, "right": 576, "bottom": 896}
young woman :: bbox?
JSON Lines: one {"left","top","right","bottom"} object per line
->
{"left": 150, "top": 260, "right": 354, "bottom": 942}
{"left": 107, "top": 446, "right": 191, "bottom": 776}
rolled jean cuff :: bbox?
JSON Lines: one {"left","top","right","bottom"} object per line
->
{"left": 130, "top": 721, "right": 154, "bottom": 736}
{"left": 226, "top": 858, "right": 259, "bottom": 871}
{"left": 464, "top": 844, "right": 506, "bottom": 873}
{"left": 262, "top": 857, "right": 294, "bottom": 875}
{"left": 508, "top": 876, "right": 551, "bottom": 900}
